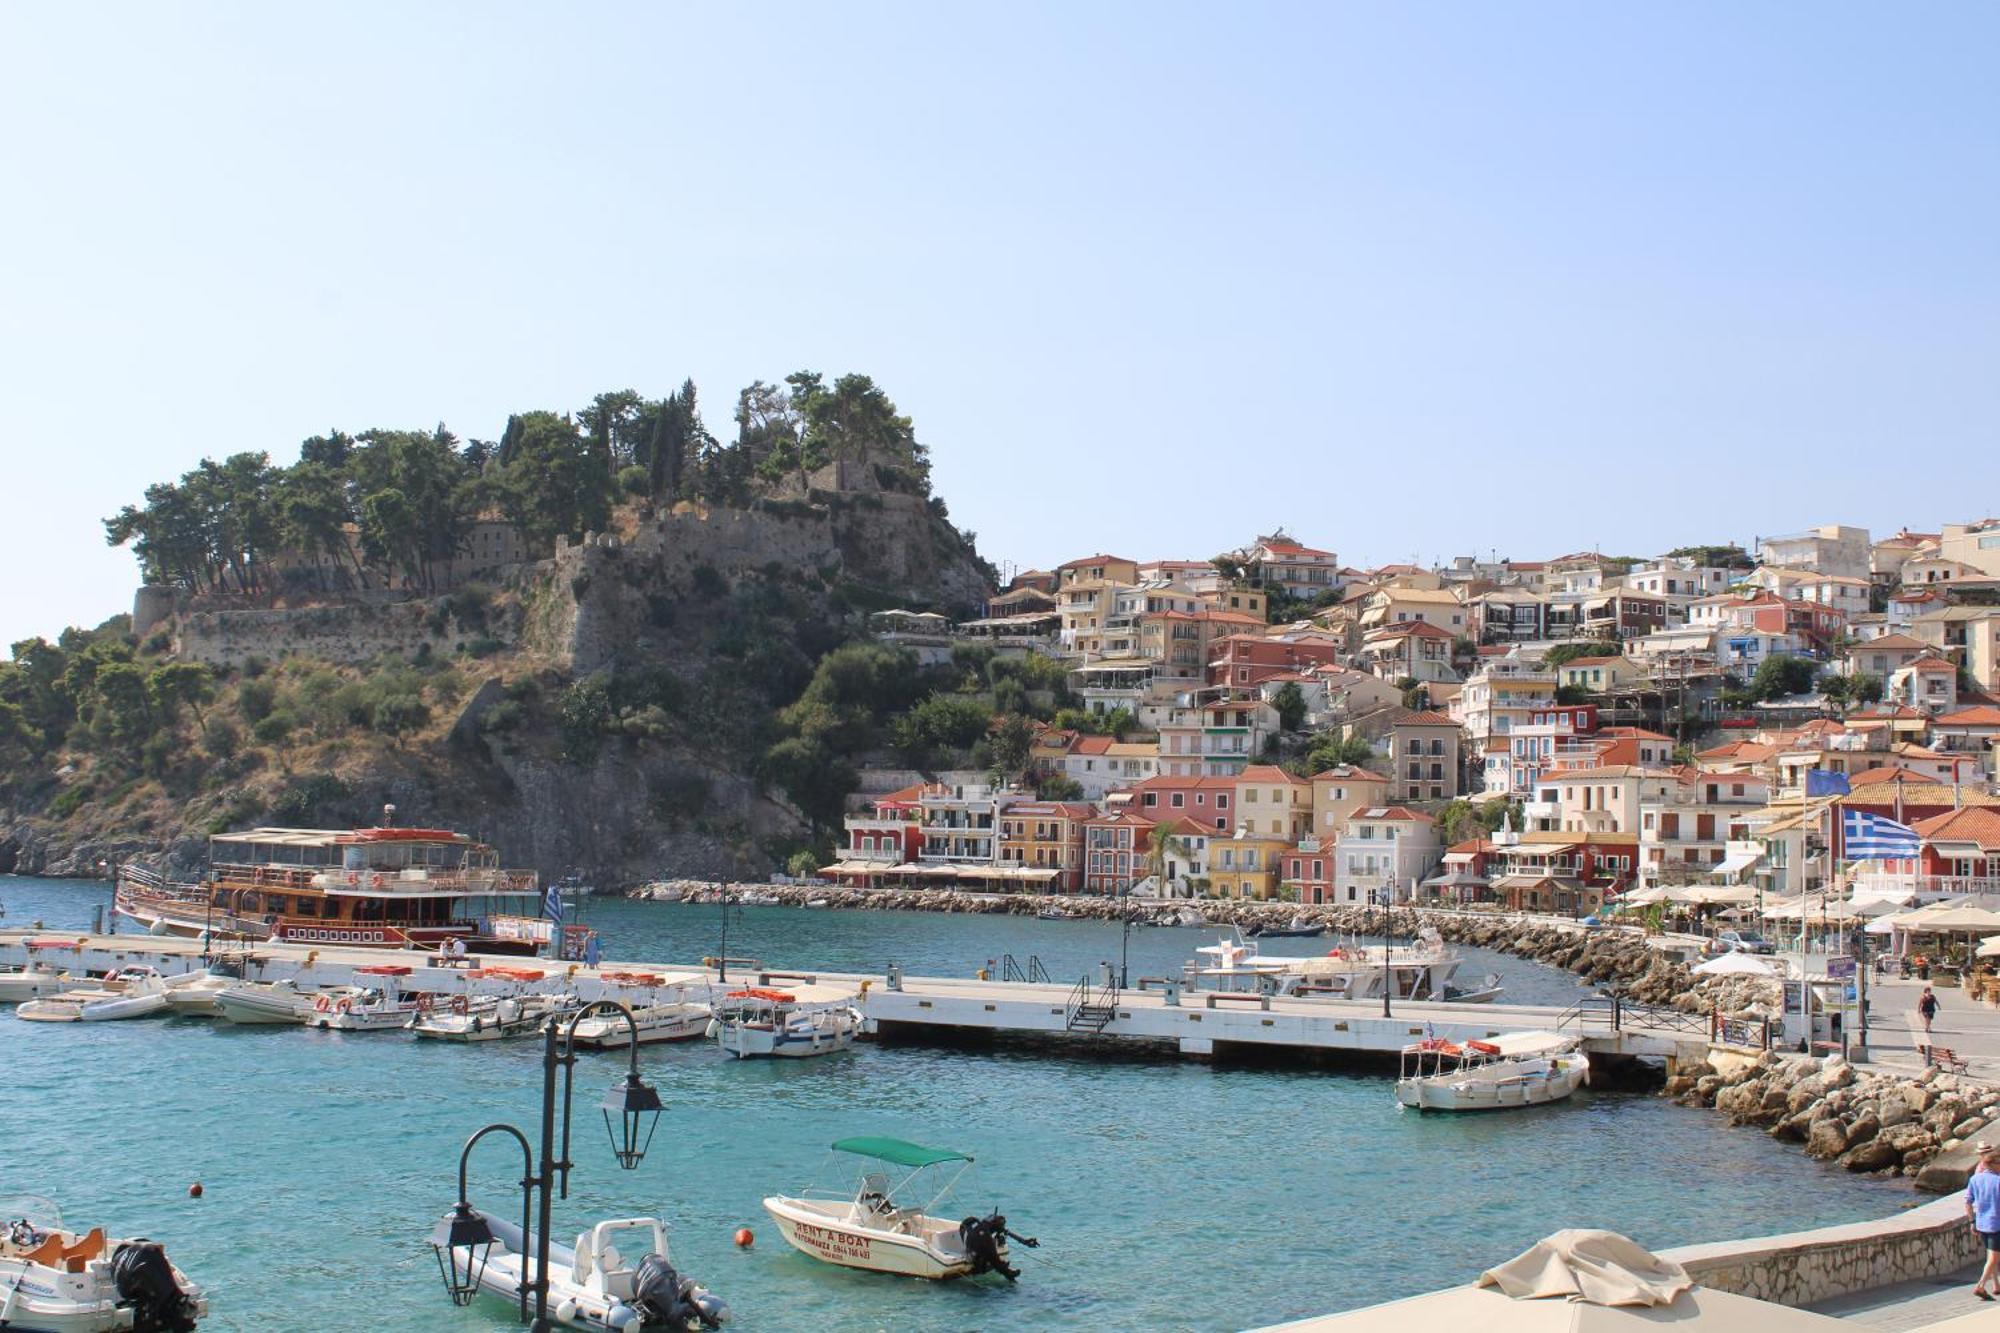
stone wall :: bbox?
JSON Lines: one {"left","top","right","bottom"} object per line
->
{"left": 174, "top": 600, "right": 462, "bottom": 667}
{"left": 1659, "top": 1195, "right": 1979, "bottom": 1307}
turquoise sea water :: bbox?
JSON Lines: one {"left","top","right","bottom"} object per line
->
{"left": 1, "top": 875, "right": 1908, "bottom": 1332}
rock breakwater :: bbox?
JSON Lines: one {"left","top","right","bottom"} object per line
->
{"left": 1666, "top": 1052, "right": 2000, "bottom": 1188}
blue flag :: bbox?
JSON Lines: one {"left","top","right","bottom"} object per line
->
{"left": 1841, "top": 808, "right": 1920, "bottom": 861}
{"left": 543, "top": 884, "right": 565, "bottom": 923}
{"left": 1805, "top": 770, "right": 1851, "bottom": 798}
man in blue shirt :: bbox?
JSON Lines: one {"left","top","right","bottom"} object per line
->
{"left": 1967, "top": 1142, "right": 2000, "bottom": 1300}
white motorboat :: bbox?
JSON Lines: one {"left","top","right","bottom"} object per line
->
{"left": 711, "top": 990, "right": 859, "bottom": 1059}
{"left": 738, "top": 891, "right": 780, "bottom": 907}
{"left": 16, "top": 968, "right": 173, "bottom": 1023}
{"left": 303, "top": 964, "right": 426, "bottom": 1032}
{"left": 764, "top": 1137, "right": 1035, "bottom": 1282}
{"left": 212, "top": 978, "right": 318, "bottom": 1025}
{"left": 1185, "top": 928, "right": 1502, "bottom": 1004}
{"left": 0, "top": 962, "right": 85, "bottom": 1005}
{"left": 431, "top": 1209, "right": 727, "bottom": 1331}
{"left": 0, "top": 1193, "right": 207, "bottom": 1331}
{"left": 1395, "top": 1030, "right": 1588, "bottom": 1112}
{"left": 569, "top": 998, "right": 711, "bottom": 1049}
{"left": 160, "top": 970, "right": 236, "bottom": 1016}
{"left": 410, "top": 990, "right": 575, "bottom": 1042}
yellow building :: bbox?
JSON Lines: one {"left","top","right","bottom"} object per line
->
{"left": 1310, "top": 764, "right": 1393, "bottom": 842}
{"left": 1207, "top": 830, "right": 1290, "bottom": 900}
{"left": 997, "top": 800, "right": 1098, "bottom": 893}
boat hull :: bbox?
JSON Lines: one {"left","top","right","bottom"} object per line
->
{"left": 0, "top": 971, "right": 80, "bottom": 1005}
{"left": 212, "top": 987, "right": 312, "bottom": 1025}
{"left": 714, "top": 1015, "right": 857, "bottom": 1059}
{"left": 569, "top": 1005, "right": 711, "bottom": 1048}
{"left": 761, "top": 1197, "right": 980, "bottom": 1280}
{"left": 1396, "top": 1056, "right": 1588, "bottom": 1111}
{"left": 15, "top": 992, "right": 170, "bottom": 1023}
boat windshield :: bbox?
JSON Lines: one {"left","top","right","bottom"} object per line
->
{"left": 0, "top": 1194, "right": 62, "bottom": 1232}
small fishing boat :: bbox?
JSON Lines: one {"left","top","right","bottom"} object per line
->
{"left": 304, "top": 965, "right": 426, "bottom": 1032}
{"left": 802, "top": 898, "right": 830, "bottom": 909}
{"left": 431, "top": 1210, "right": 727, "bottom": 1331}
{"left": 0, "top": 1193, "right": 206, "bottom": 1331}
{"left": 711, "top": 990, "right": 859, "bottom": 1059}
{"left": 1249, "top": 915, "right": 1324, "bottom": 939}
{"left": 213, "top": 978, "right": 318, "bottom": 1025}
{"left": 569, "top": 999, "right": 711, "bottom": 1048}
{"left": 16, "top": 968, "right": 174, "bottom": 1023}
{"left": 410, "top": 989, "right": 575, "bottom": 1042}
{"left": 738, "top": 890, "right": 780, "bottom": 907}
{"left": 0, "top": 961, "right": 85, "bottom": 1005}
{"left": 1395, "top": 1031, "right": 1588, "bottom": 1112}
{"left": 763, "top": 1137, "right": 1036, "bottom": 1281}
{"left": 1034, "top": 910, "right": 1069, "bottom": 921}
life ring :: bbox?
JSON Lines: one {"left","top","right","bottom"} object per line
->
{"left": 416, "top": 994, "right": 435, "bottom": 1014}
{"left": 369, "top": 873, "right": 386, "bottom": 890}
{"left": 335, "top": 997, "right": 353, "bottom": 1014}
{"left": 346, "top": 872, "right": 360, "bottom": 887}
{"left": 314, "top": 995, "right": 332, "bottom": 1013}
{"left": 449, "top": 995, "right": 469, "bottom": 1015}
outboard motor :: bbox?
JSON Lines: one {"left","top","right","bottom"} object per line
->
{"left": 957, "top": 1212, "right": 1037, "bottom": 1281}
{"left": 629, "top": 1253, "right": 730, "bottom": 1330}
{"left": 112, "top": 1241, "right": 199, "bottom": 1333}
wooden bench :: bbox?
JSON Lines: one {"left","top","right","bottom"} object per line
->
{"left": 1926, "top": 1045, "right": 1970, "bottom": 1075}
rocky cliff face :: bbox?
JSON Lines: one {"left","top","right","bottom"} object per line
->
{"left": 6, "top": 486, "right": 991, "bottom": 884}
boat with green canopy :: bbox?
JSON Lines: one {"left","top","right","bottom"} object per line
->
{"left": 762, "top": 1137, "right": 1037, "bottom": 1282}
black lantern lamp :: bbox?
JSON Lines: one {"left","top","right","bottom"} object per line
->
{"left": 430, "top": 1201, "right": 496, "bottom": 1307}
{"left": 602, "top": 1070, "right": 663, "bottom": 1170}
{"left": 439, "top": 1123, "right": 535, "bottom": 1320}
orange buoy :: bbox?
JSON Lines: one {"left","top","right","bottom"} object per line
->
{"left": 734, "top": 1227, "right": 754, "bottom": 1248}
{"left": 188, "top": 1183, "right": 204, "bottom": 1199}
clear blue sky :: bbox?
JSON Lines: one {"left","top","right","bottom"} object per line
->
{"left": 4, "top": 3, "right": 1997, "bottom": 647}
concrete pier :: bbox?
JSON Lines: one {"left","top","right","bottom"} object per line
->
{"left": 0, "top": 928, "right": 1710, "bottom": 1068}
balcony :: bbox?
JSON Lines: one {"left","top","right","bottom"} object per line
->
{"left": 1852, "top": 872, "right": 2000, "bottom": 901}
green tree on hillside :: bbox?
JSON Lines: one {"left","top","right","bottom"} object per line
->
{"left": 495, "top": 411, "right": 613, "bottom": 550}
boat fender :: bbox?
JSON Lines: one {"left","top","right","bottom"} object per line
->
{"left": 555, "top": 1296, "right": 581, "bottom": 1324}
{"left": 111, "top": 1240, "right": 199, "bottom": 1333}
{"left": 604, "top": 1302, "right": 643, "bottom": 1332}
{"left": 470, "top": 1016, "right": 483, "bottom": 1033}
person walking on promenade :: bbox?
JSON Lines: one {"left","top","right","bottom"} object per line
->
{"left": 1920, "top": 985, "right": 1941, "bottom": 1061}
{"left": 1968, "top": 1142, "right": 2000, "bottom": 1300}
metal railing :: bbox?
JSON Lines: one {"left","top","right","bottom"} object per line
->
{"left": 1001, "top": 954, "right": 1052, "bottom": 985}
{"left": 1553, "top": 993, "right": 1709, "bottom": 1037}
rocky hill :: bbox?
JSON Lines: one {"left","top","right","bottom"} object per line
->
{"left": 2, "top": 381, "right": 997, "bottom": 886}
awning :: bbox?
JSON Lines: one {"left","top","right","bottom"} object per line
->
{"left": 1710, "top": 847, "right": 1764, "bottom": 879}
{"left": 1442, "top": 851, "right": 1477, "bottom": 865}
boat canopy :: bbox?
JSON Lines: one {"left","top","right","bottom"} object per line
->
{"left": 831, "top": 1137, "right": 972, "bottom": 1168}
{"left": 1482, "top": 1031, "right": 1574, "bottom": 1058}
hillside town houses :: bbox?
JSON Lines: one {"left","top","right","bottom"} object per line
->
{"left": 822, "top": 522, "right": 2000, "bottom": 913}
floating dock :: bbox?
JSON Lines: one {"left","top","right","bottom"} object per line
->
{"left": 0, "top": 929, "right": 1712, "bottom": 1069}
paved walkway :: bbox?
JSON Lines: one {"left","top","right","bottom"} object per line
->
{"left": 1807, "top": 1263, "right": 1994, "bottom": 1327}
{"left": 1862, "top": 974, "right": 2000, "bottom": 1082}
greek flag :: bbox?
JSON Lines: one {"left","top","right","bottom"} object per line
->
{"left": 543, "top": 884, "right": 565, "bottom": 923}
{"left": 1841, "top": 808, "right": 1920, "bottom": 861}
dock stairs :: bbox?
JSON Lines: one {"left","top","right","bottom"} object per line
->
{"left": 1065, "top": 976, "right": 1120, "bottom": 1033}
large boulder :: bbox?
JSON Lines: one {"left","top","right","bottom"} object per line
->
{"left": 1807, "top": 1119, "right": 1850, "bottom": 1161}
{"left": 1844, "top": 1110, "right": 1881, "bottom": 1147}
{"left": 1842, "top": 1138, "right": 1901, "bottom": 1172}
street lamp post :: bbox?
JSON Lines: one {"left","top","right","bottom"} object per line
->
{"left": 432, "top": 1001, "right": 662, "bottom": 1332}
{"left": 1379, "top": 881, "right": 1393, "bottom": 1019}
{"left": 1119, "top": 883, "right": 1131, "bottom": 989}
